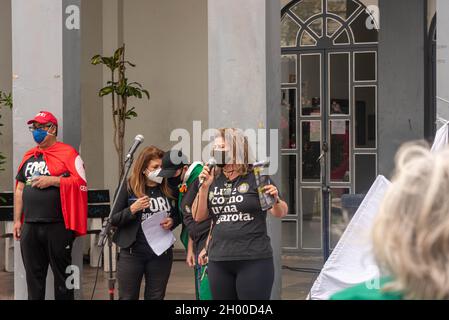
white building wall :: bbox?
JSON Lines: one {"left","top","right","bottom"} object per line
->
{"left": 437, "top": 0, "right": 449, "bottom": 124}
{"left": 101, "top": 0, "right": 209, "bottom": 250}
{"left": 0, "top": 0, "right": 12, "bottom": 191}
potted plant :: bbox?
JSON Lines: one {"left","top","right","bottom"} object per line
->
{"left": 0, "top": 91, "right": 12, "bottom": 173}
{"left": 91, "top": 44, "right": 150, "bottom": 179}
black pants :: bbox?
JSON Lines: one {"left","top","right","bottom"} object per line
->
{"left": 20, "top": 222, "right": 75, "bottom": 300}
{"left": 208, "top": 258, "right": 274, "bottom": 300}
{"left": 117, "top": 242, "right": 173, "bottom": 300}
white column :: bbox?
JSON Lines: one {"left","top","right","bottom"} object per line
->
{"left": 4, "top": 222, "right": 14, "bottom": 272}
{"left": 437, "top": 0, "right": 449, "bottom": 123}
{"left": 12, "top": 0, "right": 83, "bottom": 300}
{"left": 101, "top": 0, "right": 123, "bottom": 274}
{"left": 208, "top": 0, "right": 282, "bottom": 299}
{"left": 0, "top": 0, "right": 12, "bottom": 274}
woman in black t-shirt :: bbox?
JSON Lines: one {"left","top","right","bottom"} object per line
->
{"left": 111, "top": 146, "right": 180, "bottom": 300}
{"left": 193, "top": 128, "right": 288, "bottom": 300}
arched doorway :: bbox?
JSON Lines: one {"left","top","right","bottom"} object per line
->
{"left": 279, "top": 0, "right": 379, "bottom": 256}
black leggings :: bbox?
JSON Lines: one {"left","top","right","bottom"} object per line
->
{"left": 117, "top": 243, "right": 173, "bottom": 300}
{"left": 208, "top": 258, "right": 274, "bottom": 300}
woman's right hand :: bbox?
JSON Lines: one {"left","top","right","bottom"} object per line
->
{"left": 198, "top": 248, "right": 208, "bottom": 266}
{"left": 130, "top": 196, "right": 150, "bottom": 214}
{"left": 198, "top": 166, "right": 215, "bottom": 189}
{"left": 13, "top": 221, "right": 22, "bottom": 241}
{"left": 186, "top": 247, "right": 196, "bottom": 268}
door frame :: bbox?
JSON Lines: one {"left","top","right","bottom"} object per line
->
{"left": 281, "top": 47, "right": 378, "bottom": 256}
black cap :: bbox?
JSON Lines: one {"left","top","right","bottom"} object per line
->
{"left": 158, "top": 150, "right": 189, "bottom": 178}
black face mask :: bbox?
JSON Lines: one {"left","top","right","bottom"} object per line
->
{"left": 168, "top": 168, "right": 185, "bottom": 187}
{"left": 212, "top": 150, "right": 232, "bottom": 168}
{"left": 168, "top": 175, "right": 181, "bottom": 187}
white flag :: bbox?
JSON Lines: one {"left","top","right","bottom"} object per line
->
{"left": 431, "top": 123, "right": 449, "bottom": 153}
{"left": 309, "top": 176, "right": 391, "bottom": 300}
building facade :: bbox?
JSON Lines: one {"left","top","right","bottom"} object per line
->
{"left": 0, "top": 0, "right": 445, "bottom": 299}
{"left": 279, "top": 0, "right": 438, "bottom": 257}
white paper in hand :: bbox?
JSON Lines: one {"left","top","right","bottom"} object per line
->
{"left": 141, "top": 211, "right": 176, "bottom": 256}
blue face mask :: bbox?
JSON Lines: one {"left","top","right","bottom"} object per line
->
{"left": 32, "top": 129, "right": 48, "bottom": 144}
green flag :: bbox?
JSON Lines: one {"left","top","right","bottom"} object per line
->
{"left": 178, "top": 162, "right": 203, "bottom": 249}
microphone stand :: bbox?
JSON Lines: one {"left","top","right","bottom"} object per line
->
{"left": 97, "top": 155, "right": 134, "bottom": 300}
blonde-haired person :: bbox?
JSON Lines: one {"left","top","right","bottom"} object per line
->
{"left": 110, "top": 146, "right": 180, "bottom": 300}
{"left": 193, "top": 128, "right": 288, "bottom": 300}
{"left": 331, "top": 143, "right": 449, "bottom": 300}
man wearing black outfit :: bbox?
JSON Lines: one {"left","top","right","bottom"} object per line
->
{"left": 14, "top": 111, "right": 88, "bottom": 300}
{"left": 16, "top": 155, "right": 74, "bottom": 299}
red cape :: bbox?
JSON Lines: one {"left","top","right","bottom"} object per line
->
{"left": 17, "top": 142, "right": 88, "bottom": 237}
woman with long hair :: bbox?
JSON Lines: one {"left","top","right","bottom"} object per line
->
{"left": 111, "top": 146, "right": 180, "bottom": 300}
{"left": 193, "top": 128, "right": 288, "bottom": 300}
{"left": 332, "top": 143, "right": 449, "bottom": 300}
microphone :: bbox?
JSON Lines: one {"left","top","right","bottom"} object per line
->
{"left": 125, "top": 135, "right": 144, "bottom": 161}
{"left": 97, "top": 135, "right": 144, "bottom": 248}
{"left": 198, "top": 158, "right": 217, "bottom": 188}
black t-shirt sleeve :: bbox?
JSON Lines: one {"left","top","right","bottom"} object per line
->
{"left": 16, "top": 167, "right": 26, "bottom": 183}
{"left": 181, "top": 179, "right": 199, "bottom": 214}
{"left": 168, "top": 186, "right": 181, "bottom": 230}
{"left": 181, "top": 179, "right": 212, "bottom": 249}
{"left": 181, "top": 179, "right": 200, "bottom": 238}
{"left": 16, "top": 157, "right": 32, "bottom": 183}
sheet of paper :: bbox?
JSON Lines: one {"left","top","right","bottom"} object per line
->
{"left": 331, "top": 120, "right": 346, "bottom": 135}
{"left": 310, "top": 121, "right": 321, "bottom": 142}
{"left": 141, "top": 211, "right": 176, "bottom": 256}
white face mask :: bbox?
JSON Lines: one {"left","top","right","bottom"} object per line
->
{"left": 145, "top": 168, "right": 163, "bottom": 184}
